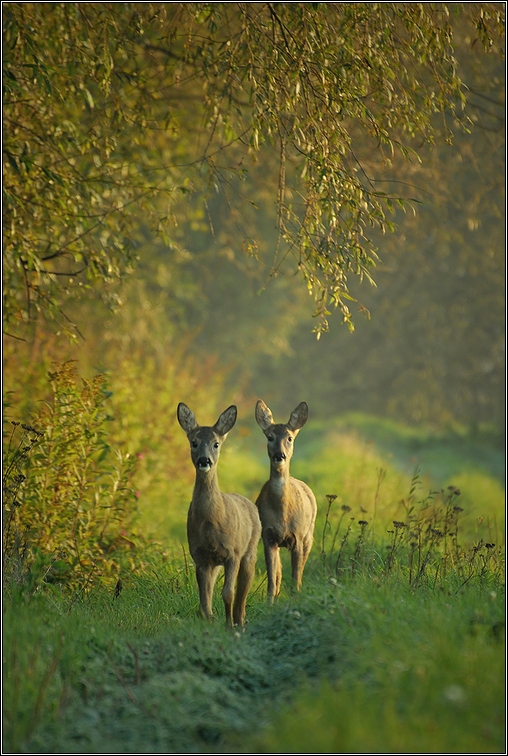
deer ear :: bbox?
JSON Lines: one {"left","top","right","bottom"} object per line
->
{"left": 177, "top": 403, "right": 198, "bottom": 435}
{"left": 255, "top": 400, "right": 274, "bottom": 431}
{"left": 214, "top": 405, "right": 237, "bottom": 436}
{"left": 288, "top": 402, "right": 308, "bottom": 431}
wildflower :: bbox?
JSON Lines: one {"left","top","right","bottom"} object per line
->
{"left": 358, "top": 520, "right": 368, "bottom": 527}
{"left": 393, "top": 521, "right": 405, "bottom": 529}
{"left": 341, "top": 504, "right": 351, "bottom": 513}
{"left": 326, "top": 494, "right": 337, "bottom": 503}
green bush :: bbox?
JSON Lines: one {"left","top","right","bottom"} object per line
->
{"left": 3, "top": 362, "right": 145, "bottom": 595}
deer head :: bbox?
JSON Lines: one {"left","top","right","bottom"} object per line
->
{"left": 177, "top": 403, "right": 237, "bottom": 473}
{"left": 255, "top": 400, "right": 308, "bottom": 470}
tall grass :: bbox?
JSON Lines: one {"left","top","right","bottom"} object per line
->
{"left": 315, "top": 467, "right": 504, "bottom": 591}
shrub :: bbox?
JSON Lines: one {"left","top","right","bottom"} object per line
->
{"left": 3, "top": 362, "right": 145, "bottom": 595}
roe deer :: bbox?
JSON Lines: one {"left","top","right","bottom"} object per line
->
{"left": 177, "top": 403, "right": 261, "bottom": 628}
{"left": 255, "top": 400, "right": 317, "bottom": 603}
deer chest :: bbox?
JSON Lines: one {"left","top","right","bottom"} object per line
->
{"left": 187, "top": 517, "right": 232, "bottom": 564}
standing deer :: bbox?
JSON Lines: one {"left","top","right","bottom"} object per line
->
{"left": 177, "top": 403, "right": 261, "bottom": 629}
{"left": 255, "top": 400, "right": 317, "bottom": 603}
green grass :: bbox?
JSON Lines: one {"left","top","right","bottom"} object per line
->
{"left": 3, "top": 414, "right": 505, "bottom": 753}
{"left": 332, "top": 412, "right": 505, "bottom": 484}
{"left": 224, "top": 414, "right": 505, "bottom": 548}
{"left": 250, "top": 579, "right": 505, "bottom": 754}
{"left": 3, "top": 564, "right": 505, "bottom": 754}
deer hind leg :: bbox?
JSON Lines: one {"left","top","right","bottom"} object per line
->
{"left": 302, "top": 534, "right": 313, "bottom": 571}
{"left": 275, "top": 550, "right": 282, "bottom": 596}
{"left": 264, "top": 541, "right": 282, "bottom": 604}
{"left": 233, "top": 552, "right": 256, "bottom": 628}
{"left": 222, "top": 558, "right": 240, "bottom": 629}
{"left": 196, "top": 564, "right": 220, "bottom": 620}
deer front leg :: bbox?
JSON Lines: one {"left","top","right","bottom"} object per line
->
{"left": 222, "top": 558, "right": 240, "bottom": 629}
{"left": 195, "top": 564, "right": 220, "bottom": 620}
{"left": 290, "top": 544, "right": 304, "bottom": 591}
{"left": 264, "top": 539, "right": 282, "bottom": 604}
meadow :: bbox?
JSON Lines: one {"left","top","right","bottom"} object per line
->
{"left": 3, "top": 5, "right": 505, "bottom": 752}
{"left": 3, "top": 366, "right": 505, "bottom": 753}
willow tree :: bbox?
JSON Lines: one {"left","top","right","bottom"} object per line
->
{"left": 3, "top": 2, "right": 504, "bottom": 339}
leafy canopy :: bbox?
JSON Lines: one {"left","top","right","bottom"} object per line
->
{"left": 3, "top": 2, "right": 504, "bottom": 337}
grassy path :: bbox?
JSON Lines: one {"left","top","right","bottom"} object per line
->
{"left": 3, "top": 558, "right": 505, "bottom": 754}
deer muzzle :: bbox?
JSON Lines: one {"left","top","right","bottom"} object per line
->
{"left": 197, "top": 456, "right": 213, "bottom": 471}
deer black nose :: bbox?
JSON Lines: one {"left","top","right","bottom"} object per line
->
{"left": 273, "top": 453, "right": 286, "bottom": 462}
{"left": 197, "top": 456, "right": 212, "bottom": 469}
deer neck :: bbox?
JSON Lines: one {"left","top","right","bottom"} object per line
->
{"left": 192, "top": 469, "right": 225, "bottom": 515}
{"left": 269, "top": 462, "right": 291, "bottom": 499}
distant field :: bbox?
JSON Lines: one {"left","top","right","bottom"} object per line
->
{"left": 218, "top": 412, "right": 505, "bottom": 546}
{"left": 134, "top": 413, "right": 505, "bottom": 548}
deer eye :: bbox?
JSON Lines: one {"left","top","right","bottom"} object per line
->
{"left": 214, "top": 442, "right": 220, "bottom": 449}
{"left": 191, "top": 440, "right": 198, "bottom": 449}
{"left": 288, "top": 436, "right": 293, "bottom": 442}
{"left": 268, "top": 434, "right": 274, "bottom": 442}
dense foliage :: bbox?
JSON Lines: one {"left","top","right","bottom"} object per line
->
{"left": 3, "top": 363, "right": 143, "bottom": 592}
{"left": 3, "top": 2, "right": 504, "bottom": 337}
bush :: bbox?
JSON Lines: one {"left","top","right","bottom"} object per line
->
{"left": 3, "top": 362, "right": 145, "bottom": 595}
